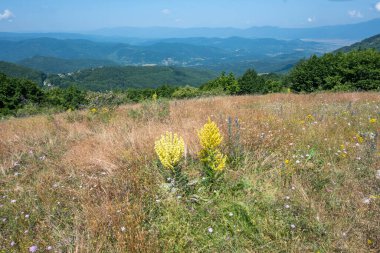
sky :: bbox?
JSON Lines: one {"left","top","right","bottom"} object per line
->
{"left": 0, "top": 0, "right": 380, "bottom": 32}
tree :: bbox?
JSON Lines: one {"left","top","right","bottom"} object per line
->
{"left": 45, "top": 86, "right": 87, "bottom": 110}
{"left": 237, "top": 69, "right": 265, "bottom": 94}
{"left": 0, "top": 73, "right": 44, "bottom": 115}
{"left": 288, "top": 49, "right": 380, "bottom": 92}
{"left": 200, "top": 72, "right": 239, "bottom": 95}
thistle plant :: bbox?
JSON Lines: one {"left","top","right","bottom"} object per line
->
{"left": 198, "top": 118, "right": 227, "bottom": 184}
{"left": 155, "top": 132, "right": 186, "bottom": 188}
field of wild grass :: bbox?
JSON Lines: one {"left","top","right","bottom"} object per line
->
{"left": 0, "top": 93, "right": 379, "bottom": 252}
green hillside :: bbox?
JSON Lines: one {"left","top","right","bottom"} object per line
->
{"left": 18, "top": 56, "right": 119, "bottom": 74}
{"left": 335, "top": 34, "right": 380, "bottom": 53}
{"left": 0, "top": 61, "right": 45, "bottom": 85}
{"left": 46, "top": 66, "right": 218, "bottom": 91}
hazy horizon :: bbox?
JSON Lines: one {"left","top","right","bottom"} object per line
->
{"left": 1, "top": 0, "right": 380, "bottom": 33}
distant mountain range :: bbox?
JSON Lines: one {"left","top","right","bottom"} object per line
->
{"left": 91, "top": 18, "right": 380, "bottom": 41}
{"left": 335, "top": 34, "right": 380, "bottom": 53}
{"left": 0, "top": 19, "right": 379, "bottom": 86}
{"left": 0, "top": 36, "right": 337, "bottom": 74}
{"left": 1, "top": 19, "right": 379, "bottom": 43}
{"left": 1, "top": 32, "right": 379, "bottom": 91}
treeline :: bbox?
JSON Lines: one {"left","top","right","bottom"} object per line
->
{"left": 1, "top": 49, "right": 379, "bottom": 117}
{"left": 288, "top": 49, "right": 380, "bottom": 92}
{"left": 0, "top": 73, "right": 86, "bottom": 117}
{"left": 199, "top": 49, "right": 380, "bottom": 94}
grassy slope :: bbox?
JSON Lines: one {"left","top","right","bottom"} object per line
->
{"left": 0, "top": 93, "right": 379, "bottom": 252}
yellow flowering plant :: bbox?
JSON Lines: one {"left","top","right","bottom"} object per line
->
{"left": 155, "top": 131, "right": 185, "bottom": 170}
{"left": 198, "top": 119, "right": 224, "bottom": 151}
{"left": 198, "top": 118, "right": 227, "bottom": 185}
{"left": 155, "top": 132, "right": 188, "bottom": 189}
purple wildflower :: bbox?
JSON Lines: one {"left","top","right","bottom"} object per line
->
{"left": 29, "top": 245, "right": 38, "bottom": 252}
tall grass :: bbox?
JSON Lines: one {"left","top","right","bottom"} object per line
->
{"left": 0, "top": 93, "right": 379, "bottom": 252}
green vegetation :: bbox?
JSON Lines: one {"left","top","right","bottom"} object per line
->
{"left": 0, "top": 73, "right": 86, "bottom": 117}
{"left": 288, "top": 49, "right": 380, "bottom": 92}
{"left": 200, "top": 72, "right": 240, "bottom": 95}
{"left": 46, "top": 66, "right": 218, "bottom": 91}
{"left": 18, "top": 56, "right": 119, "bottom": 74}
{"left": 0, "top": 61, "right": 46, "bottom": 85}
{"left": 0, "top": 73, "right": 44, "bottom": 116}
{"left": 1, "top": 47, "right": 380, "bottom": 118}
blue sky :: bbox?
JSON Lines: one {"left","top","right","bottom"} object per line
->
{"left": 0, "top": 0, "right": 380, "bottom": 32}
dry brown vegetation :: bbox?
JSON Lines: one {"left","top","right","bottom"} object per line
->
{"left": 0, "top": 92, "right": 379, "bottom": 252}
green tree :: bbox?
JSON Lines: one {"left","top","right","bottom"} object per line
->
{"left": 0, "top": 74, "right": 44, "bottom": 115}
{"left": 200, "top": 72, "right": 239, "bottom": 94}
{"left": 45, "top": 86, "right": 87, "bottom": 110}
{"left": 288, "top": 49, "right": 380, "bottom": 92}
{"left": 237, "top": 69, "right": 265, "bottom": 94}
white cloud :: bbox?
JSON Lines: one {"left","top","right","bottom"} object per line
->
{"left": 161, "top": 9, "right": 171, "bottom": 15}
{"left": 348, "top": 10, "right": 363, "bottom": 18}
{"left": 0, "top": 9, "right": 14, "bottom": 21}
{"left": 375, "top": 2, "right": 380, "bottom": 12}
{"left": 307, "top": 17, "right": 316, "bottom": 23}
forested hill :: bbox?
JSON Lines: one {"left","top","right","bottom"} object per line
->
{"left": 335, "top": 34, "right": 380, "bottom": 53}
{"left": 0, "top": 61, "right": 45, "bottom": 85}
{"left": 0, "top": 60, "right": 218, "bottom": 91}
{"left": 46, "top": 66, "right": 218, "bottom": 91}
{"left": 18, "top": 56, "right": 119, "bottom": 74}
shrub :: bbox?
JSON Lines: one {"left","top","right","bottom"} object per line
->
{"left": 172, "top": 86, "right": 200, "bottom": 99}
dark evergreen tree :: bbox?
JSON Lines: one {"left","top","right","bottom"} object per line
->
{"left": 237, "top": 69, "right": 265, "bottom": 94}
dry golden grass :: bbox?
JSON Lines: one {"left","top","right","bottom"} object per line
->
{"left": 0, "top": 92, "right": 379, "bottom": 252}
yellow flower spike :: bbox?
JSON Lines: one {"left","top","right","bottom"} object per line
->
{"left": 154, "top": 132, "right": 185, "bottom": 170}
{"left": 210, "top": 150, "right": 227, "bottom": 171}
{"left": 285, "top": 159, "right": 290, "bottom": 165}
{"left": 369, "top": 118, "right": 377, "bottom": 124}
{"left": 152, "top": 92, "right": 158, "bottom": 102}
{"left": 198, "top": 118, "right": 226, "bottom": 172}
{"left": 198, "top": 118, "right": 223, "bottom": 151}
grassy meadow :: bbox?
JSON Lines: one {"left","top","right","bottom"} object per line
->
{"left": 0, "top": 92, "right": 379, "bottom": 252}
